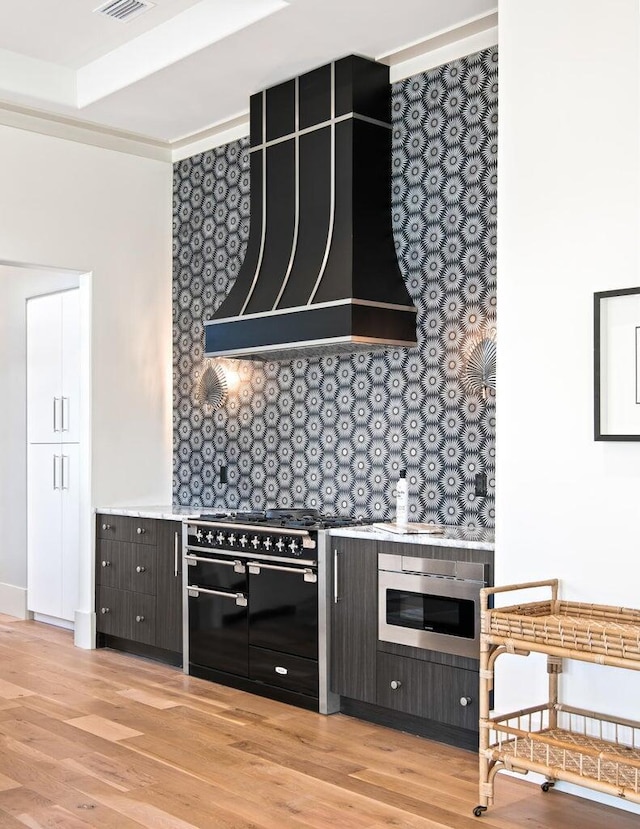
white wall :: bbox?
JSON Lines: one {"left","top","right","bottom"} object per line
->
{"left": 497, "top": 0, "right": 640, "bottom": 812}
{"left": 0, "top": 125, "right": 173, "bottom": 637}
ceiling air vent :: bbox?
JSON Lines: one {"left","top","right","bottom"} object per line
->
{"left": 94, "top": 0, "right": 154, "bottom": 22}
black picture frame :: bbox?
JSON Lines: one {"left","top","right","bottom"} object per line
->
{"left": 594, "top": 286, "right": 640, "bottom": 440}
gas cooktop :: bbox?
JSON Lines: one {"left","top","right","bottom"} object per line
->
{"left": 196, "top": 508, "right": 368, "bottom": 531}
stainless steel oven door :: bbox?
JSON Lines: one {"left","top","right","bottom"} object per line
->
{"left": 378, "top": 562, "right": 484, "bottom": 659}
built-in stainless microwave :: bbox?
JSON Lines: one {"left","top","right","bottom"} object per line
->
{"left": 378, "top": 554, "right": 489, "bottom": 659}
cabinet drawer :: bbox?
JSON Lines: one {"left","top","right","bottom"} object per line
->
{"left": 129, "top": 593, "right": 156, "bottom": 645}
{"left": 249, "top": 647, "right": 318, "bottom": 698}
{"left": 376, "top": 652, "right": 478, "bottom": 731}
{"left": 96, "top": 514, "right": 157, "bottom": 545}
{"left": 96, "top": 541, "right": 157, "bottom": 595}
{"left": 96, "top": 587, "right": 156, "bottom": 644}
{"left": 96, "top": 586, "right": 129, "bottom": 638}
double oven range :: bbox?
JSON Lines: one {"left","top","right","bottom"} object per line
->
{"left": 183, "top": 509, "right": 362, "bottom": 712}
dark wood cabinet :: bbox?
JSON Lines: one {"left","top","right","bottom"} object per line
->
{"left": 95, "top": 514, "right": 182, "bottom": 664}
{"left": 376, "top": 651, "right": 478, "bottom": 731}
{"left": 330, "top": 536, "right": 378, "bottom": 703}
{"left": 155, "top": 520, "right": 183, "bottom": 654}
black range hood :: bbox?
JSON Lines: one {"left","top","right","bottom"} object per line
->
{"left": 204, "top": 55, "right": 417, "bottom": 362}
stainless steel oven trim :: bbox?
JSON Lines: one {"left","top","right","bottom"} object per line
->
{"left": 186, "top": 545, "right": 317, "bottom": 567}
{"left": 378, "top": 567, "right": 482, "bottom": 659}
{"left": 182, "top": 521, "right": 190, "bottom": 673}
{"left": 317, "top": 530, "right": 340, "bottom": 715}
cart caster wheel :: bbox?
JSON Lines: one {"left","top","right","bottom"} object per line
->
{"left": 473, "top": 805, "right": 487, "bottom": 817}
{"left": 541, "top": 781, "right": 555, "bottom": 792}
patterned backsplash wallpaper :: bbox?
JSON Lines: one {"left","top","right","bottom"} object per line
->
{"left": 173, "top": 46, "right": 497, "bottom": 526}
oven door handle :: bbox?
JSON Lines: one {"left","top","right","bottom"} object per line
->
{"left": 187, "top": 585, "right": 247, "bottom": 607}
{"left": 185, "top": 554, "right": 246, "bottom": 573}
{"left": 247, "top": 561, "right": 317, "bottom": 583}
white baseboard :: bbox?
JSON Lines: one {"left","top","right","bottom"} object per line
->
{"left": 33, "top": 612, "right": 74, "bottom": 630}
{"left": 0, "top": 582, "right": 29, "bottom": 619}
{"left": 74, "top": 609, "right": 96, "bottom": 649}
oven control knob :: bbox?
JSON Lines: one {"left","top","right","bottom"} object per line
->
{"left": 390, "top": 680, "right": 402, "bottom": 691}
{"left": 275, "top": 538, "right": 286, "bottom": 553}
{"left": 239, "top": 534, "right": 248, "bottom": 548}
{"left": 195, "top": 528, "right": 203, "bottom": 542}
{"left": 216, "top": 532, "right": 225, "bottom": 545}
{"left": 206, "top": 531, "right": 214, "bottom": 543}
{"left": 228, "top": 534, "right": 236, "bottom": 546}
{"left": 288, "top": 539, "right": 299, "bottom": 554}
{"left": 251, "top": 535, "right": 261, "bottom": 549}
{"left": 459, "top": 696, "right": 472, "bottom": 707}
{"left": 263, "top": 536, "right": 273, "bottom": 550}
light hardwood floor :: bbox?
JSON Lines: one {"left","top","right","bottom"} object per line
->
{"left": 0, "top": 613, "right": 637, "bottom": 829}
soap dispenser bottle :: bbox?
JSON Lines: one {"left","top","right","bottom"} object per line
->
{"left": 396, "top": 469, "right": 409, "bottom": 525}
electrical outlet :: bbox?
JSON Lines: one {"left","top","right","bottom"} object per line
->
{"left": 474, "top": 471, "right": 487, "bottom": 498}
{"left": 219, "top": 465, "right": 228, "bottom": 485}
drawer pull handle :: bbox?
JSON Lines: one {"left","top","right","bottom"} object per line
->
{"left": 459, "top": 696, "right": 472, "bottom": 707}
{"left": 100, "top": 607, "right": 110, "bottom": 614}
{"left": 137, "top": 527, "right": 145, "bottom": 535}
{"left": 136, "top": 566, "right": 146, "bottom": 573}
{"left": 135, "top": 615, "right": 145, "bottom": 623}
{"left": 275, "top": 666, "right": 288, "bottom": 676}
{"left": 390, "top": 680, "right": 402, "bottom": 690}
{"left": 102, "top": 523, "right": 111, "bottom": 531}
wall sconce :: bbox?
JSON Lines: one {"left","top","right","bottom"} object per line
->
{"left": 196, "top": 359, "right": 240, "bottom": 411}
{"left": 462, "top": 330, "right": 496, "bottom": 400}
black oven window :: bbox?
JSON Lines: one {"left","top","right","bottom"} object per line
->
{"left": 386, "top": 589, "right": 475, "bottom": 639}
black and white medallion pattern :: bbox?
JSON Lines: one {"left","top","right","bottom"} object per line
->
{"left": 173, "top": 46, "right": 497, "bottom": 527}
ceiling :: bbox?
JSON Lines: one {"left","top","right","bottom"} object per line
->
{"left": 0, "top": 0, "right": 497, "bottom": 148}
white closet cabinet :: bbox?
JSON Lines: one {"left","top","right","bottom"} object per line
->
{"left": 27, "top": 290, "right": 81, "bottom": 623}
{"left": 27, "top": 291, "right": 80, "bottom": 443}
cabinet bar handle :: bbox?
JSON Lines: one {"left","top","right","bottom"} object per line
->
{"left": 52, "top": 455, "right": 58, "bottom": 490}
{"left": 61, "top": 454, "right": 68, "bottom": 490}
{"left": 333, "top": 549, "right": 339, "bottom": 603}
{"left": 174, "top": 531, "right": 179, "bottom": 577}
{"left": 136, "top": 565, "right": 146, "bottom": 573}
{"left": 61, "top": 397, "right": 69, "bottom": 431}
{"left": 53, "top": 397, "right": 59, "bottom": 432}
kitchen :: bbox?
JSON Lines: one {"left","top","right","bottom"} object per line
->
{"left": 1, "top": 0, "right": 640, "bottom": 826}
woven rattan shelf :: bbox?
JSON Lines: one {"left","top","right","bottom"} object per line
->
{"left": 474, "top": 579, "right": 640, "bottom": 818}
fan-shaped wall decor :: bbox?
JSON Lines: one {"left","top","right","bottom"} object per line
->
{"left": 462, "top": 335, "right": 496, "bottom": 399}
{"left": 196, "top": 363, "right": 228, "bottom": 411}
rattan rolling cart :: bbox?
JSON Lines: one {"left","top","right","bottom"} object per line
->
{"left": 474, "top": 578, "right": 640, "bottom": 817}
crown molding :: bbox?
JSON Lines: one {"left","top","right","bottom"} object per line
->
{"left": 0, "top": 8, "right": 498, "bottom": 163}
{"left": 0, "top": 100, "right": 172, "bottom": 161}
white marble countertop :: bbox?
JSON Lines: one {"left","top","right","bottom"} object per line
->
{"left": 329, "top": 524, "right": 495, "bottom": 551}
{"left": 95, "top": 507, "right": 495, "bottom": 551}
{"left": 96, "top": 505, "right": 203, "bottom": 520}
